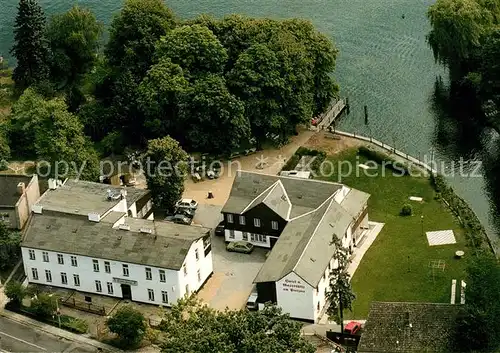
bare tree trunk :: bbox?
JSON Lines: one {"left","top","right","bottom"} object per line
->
{"left": 339, "top": 293, "right": 344, "bottom": 334}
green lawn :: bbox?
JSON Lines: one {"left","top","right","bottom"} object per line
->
{"left": 319, "top": 149, "right": 467, "bottom": 318}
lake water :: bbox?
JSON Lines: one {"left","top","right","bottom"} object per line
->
{"left": 1, "top": 0, "right": 499, "bottom": 250}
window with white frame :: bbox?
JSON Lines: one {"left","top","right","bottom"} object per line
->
{"left": 159, "top": 270, "right": 166, "bottom": 282}
{"left": 122, "top": 264, "right": 129, "bottom": 277}
{"left": 239, "top": 215, "right": 246, "bottom": 225}
{"left": 57, "top": 254, "right": 64, "bottom": 264}
{"left": 162, "top": 291, "right": 168, "bottom": 304}
{"left": 73, "top": 274, "right": 80, "bottom": 286}
{"left": 45, "top": 270, "right": 52, "bottom": 282}
{"left": 148, "top": 289, "right": 154, "bottom": 301}
{"left": 229, "top": 229, "right": 235, "bottom": 239}
{"left": 250, "top": 233, "right": 265, "bottom": 243}
{"left": 197, "top": 269, "right": 201, "bottom": 282}
{"left": 195, "top": 249, "right": 199, "bottom": 261}
{"left": 242, "top": 232, "right": 248, "bottom": 240}
{"left": 42, "top": 251, "right": 49, "bottom": 262}
{"left": 185, "top": 284, "right": 190, "bottom": 295}
{"left": 254, "top": 218, "right": 261, "bottom": 227}
{"left": 107, "top": 282, "right": 114, "bottom": 295}
{"left": 104, "top": 261, "right": 111, "bottom": 273}
{"left": 146, "top": 267, "right": 152, "bottom": 280}
{"left": 93, "top": 259, "right": 99, "bottom": 272}
{"left": 29, "top": 249, "right": 35, "bottom": 260}
{"left": 61, "top": 272, "right": 67, "bottom": 284}
{"left": 183, "top": 265, "right": 187, "bottom": 276}
{"left": 31, "top": 268, "right": 38, "bottom": 280}
{"left": 271, "top": 221, "right": 279, "bottom": 230}
{"left": 70, "top": 256, "right": 77, "bottom": 267}
{"left": 95, "top": 280, "right": 102, "bottom": 292}
{"left": 227, "top": 214, "right": 233, "bottom": 223}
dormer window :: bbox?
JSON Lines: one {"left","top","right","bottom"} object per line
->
{"left": 227, "top": 214, "right": 233, "bottom": 223}
{"left": 239, "top": 216, "right": 246, "bottom": 225}
{"left": 254, "top": 218, "right": 261, "bottom": 227}
{"left": 271, "top": 221, "right": 278, "bottom": 230}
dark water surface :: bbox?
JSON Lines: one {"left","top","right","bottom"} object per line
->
{"left": 1, "top": 0, "right": 499, "bottom": 249}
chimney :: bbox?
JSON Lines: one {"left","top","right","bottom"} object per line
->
{"left": 32, "top": 204, "right": 43, "bottom": 214}
{"left": 48, "top": 179, "right": 58, "bottom": 190}
{"left": 17, "top": 182, "right": 25, "bottom": 195}
{"left": 88, "top": 212, "right": 101, "bottom": 223}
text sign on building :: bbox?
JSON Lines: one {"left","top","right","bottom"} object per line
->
{"left": 281, "top": 278, "right": 306, "bottom": 293}
{"left": 113, "top": 277, "right": 138, "bottom": 286}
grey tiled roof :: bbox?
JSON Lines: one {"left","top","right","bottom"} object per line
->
{"left": 37, "top": 180, "right": 150, "bottom": 216}
{"left": 254, "top": 197, "right": 354, "bottom": 286}
{"left": 222, "top": 171, "right": 343, "bottom": 219}
{"left": 341, "top": 189, "right": 370, "bottom": 218}
{"left": 22, "top": 214, "right": 209, "bottom": 270}
{"left": 0, "top": 174, "right": 35, "bottom": 207}
{"left": 358, "top": 302, "right": 459, "bottom": 353}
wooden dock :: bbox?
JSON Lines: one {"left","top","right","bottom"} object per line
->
{"left": 314, "top": 98, "right": 347, "bottom": 130}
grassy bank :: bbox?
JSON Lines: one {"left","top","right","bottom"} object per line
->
{"left": 319, "top": 148, "right": 467, "bottom": 318}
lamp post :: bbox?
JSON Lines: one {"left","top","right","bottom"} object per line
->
{"left": 49, "top": 294, "right": 61, "bottom": 328}
{"left": 421, "top": 215, "right": 424, "bottom": 236}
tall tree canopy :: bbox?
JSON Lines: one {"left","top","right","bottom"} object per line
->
{"left": 454, "top": 252, "right": 500, "bottom": 352}
{"left": 46, "top": 5, "right": 103, "bottom": 88}
{"left": 156, "top": 24, "right": 228, "bottom": 78}
{"left": 9, "top": 88, "right": 99, "bottom": 180}
{"left": 144, "top": 136, "right": 188, "bottom": 210}
{"left": 10, "top": 0, "right": 49, "bottom": 90}
{"left": 0, "top": 223, "right": 21, "bottom": 271}
{"left": 159, "top": 297, "right": 315, "bottom": 353}
{"left": 105, "top": 0, "right": 176, "bottom": 78}
{"left": 179, "top": 74, "right": 250, "bottom": 153}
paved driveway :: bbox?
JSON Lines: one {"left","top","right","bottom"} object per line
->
{"left": 193, "top": 204, "right": 268, "bottom": 310}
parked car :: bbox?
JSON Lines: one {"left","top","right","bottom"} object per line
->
{"left": 175, "top": 207, "right": 195, "bottom": 218}
{"left": 226, "top": 241, "right": 254, "bottom": 254}
{"left": 343, "top": 321, "right": 362, "bottom": 335}
{"left": 215, "top": 221, "right": 225, "bottom": 236}
{"left": 175, "top": 198, "right": 198, "bottom": 210}
{"left": 164, "top": 214, "right": 192, "bottom": 225}
{"left": 246, "top": 287, "right": 259, "bottom": 310}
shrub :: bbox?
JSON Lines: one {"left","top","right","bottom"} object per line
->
{"left": 30, "top": 293, "right": 56, "bottom": 319}
{"left": 61, "top": 316, "right": 89, "bottom": 334}
{"left": 107, "top": 306, "right": 146, "bottom": 347}
{"left": 4, "top": 280, "right": 26, "bottom": 307}
{"left": 400, "top": 204, "right": 413, "bottom": 216}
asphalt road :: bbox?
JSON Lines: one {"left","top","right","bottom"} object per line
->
{"left": 0, "top": 316, "right": 96, "bottom": 352}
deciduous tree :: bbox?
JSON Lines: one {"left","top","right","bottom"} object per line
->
{"left": 46, "top": 5, "right": 103, "bottom": 88}
{"left": 4, "top": 280, "right": 26, "bottom": 307}
{"left": 107, "top": 306, "right": 146, "bottom": 347}
{"left": 179, "top": 74, "right": 250, "bottom": 154}
{"left": 326, "top": 234, "right": 355, "bottom": 334}
{"left": 159, "top": 297, "right": 315, "bottom": 353}
{"left": 30, "top": 293, "right": 56, "bottom": 319}
{"left": 105, "top": 0, "right": 176, "bottom": 78}
{"left": 0, "top": 223, "right": 21, "bottom": 271}
{"left": 156, "top": 24, "right": 228, "bottom": 78}
{"left": 144, "top": 136, "right": 188, "bottom": 211}
{"left": 10, "top": 0, "right": 49, "bottom": 90}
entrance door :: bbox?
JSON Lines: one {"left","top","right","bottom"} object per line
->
{"left": 270, "top": 237, "right": 278, "bottom": 248}
{"left": 121, "top": 284, "right": 132, "bottom": 300}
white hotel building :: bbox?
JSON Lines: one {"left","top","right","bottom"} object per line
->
{"left": 21, "top": 179, "right": 213, "bottom": 306}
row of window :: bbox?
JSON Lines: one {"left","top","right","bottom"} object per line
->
{"left": 32, "top": 268, "right": 82, "bottom": 287}
{"left": 226, "top": 214, "right": 279, "bottom": 230}
{"left": 29, "top": 250, "right": 79, "bottom": 266}
{"left": 147, "top": 288, "right": 170, "bottom": 303}
{"left": 228, "top": 230, "right": 266, "bottom": 243}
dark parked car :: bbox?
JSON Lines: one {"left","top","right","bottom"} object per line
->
{"left": 164, "top": 214, "right": 192, "bottom": 225}
{"left": 215, "top": 221, "right": 225, "bottom": 236}
{"left": 226, "top": 241, "right": 254, "bottom": 254}
{"left": 175, "top": 207, "right": 195, "bottom": 218}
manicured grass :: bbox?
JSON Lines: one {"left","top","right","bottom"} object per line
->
{"left": 319, "top": 148, "right": 467, "bottom": 318}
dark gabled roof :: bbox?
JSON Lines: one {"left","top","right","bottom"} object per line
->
{"left": 22, "top": 213, "right": 209, "bottom": 271}
{"left": 254, "top": 196, "right": 354, "bottom": 286}
{"left": 222, "top": 171, "right": 343, "bottom": 219}
{"left": 358, "top": 302, "right": 460, "bottom": 353}
{"left": 0, "top": 174, "right": 35, "bottom": 207}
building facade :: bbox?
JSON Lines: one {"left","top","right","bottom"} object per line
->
{"left": 21, "top": 179, "right": 213, "bottom": 307}
{"left": 0, "top": 174, "right": 40, "bottom": 229}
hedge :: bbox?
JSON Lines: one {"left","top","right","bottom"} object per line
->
{"left": 282, "top": 147, "right": 327, "bottom": 172}
{"left": 358, "top": 146, "right": 410, "bottom": 175}
{"left": 431, "top": 174, "right": 491, "bottom": 252}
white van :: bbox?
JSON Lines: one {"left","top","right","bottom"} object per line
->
{"left": 246, "top": 288, "right": 259, "bottom": 310}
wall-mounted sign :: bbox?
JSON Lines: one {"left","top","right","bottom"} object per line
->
{"left": 282, "top": 278, "right": 306, "bottom": 293}
{"left": 113, "top": 277, "right": 138, "bottom": 286}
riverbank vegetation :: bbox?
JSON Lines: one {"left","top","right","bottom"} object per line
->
{"left": 2, "top": 0, "right": 338, "bottom": 174}
{"left": 427, "top": 0, "right": 500, "bottom": 124}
